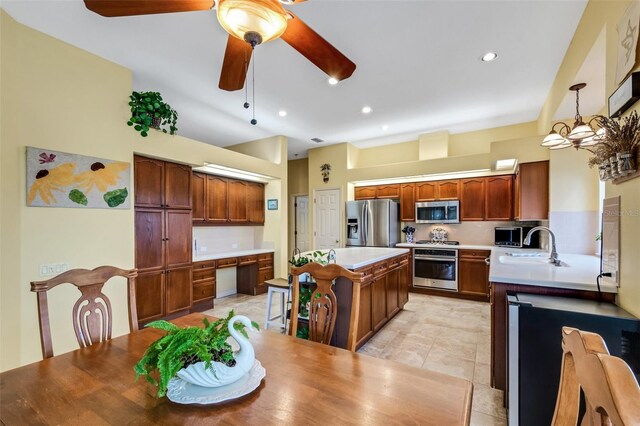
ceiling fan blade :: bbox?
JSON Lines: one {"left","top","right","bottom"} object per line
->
{"left": 84, "top": 0, "right": 214, "bottom": 17}
{"left": 219, "top": 35, "right": 253, "bottom": 91}
{"left": 281, "top": 12, "right": 356, "bottom": 81}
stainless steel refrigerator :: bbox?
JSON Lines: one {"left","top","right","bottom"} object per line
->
{"left": 346, "top": 199, "right": 400, "bottom": 247}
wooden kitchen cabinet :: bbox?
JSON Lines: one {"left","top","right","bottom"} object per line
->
{"left": 437, "top": 180, "right": 460, "bottom": 200}
{"left": 205, "top": 175, "right": 228, "bottom": 223}
{"left": 386, "top": 267, "right": 400, "bottom": 317}
{"left": 195, "top": 174, "right": 265, "bottom": 225}
{"left": 357, "top": 279, "right": 373, "bottom": 345}
{"left": 485, "top": 175, "right": 513, "bottom": 220}
{"left": 372, "top": 275, "right": 387, "bottom": 331}
{"left": 460, "top": 178, "right": 486, "bottom": 221}
{"left": 134, "top": 156, "right": 193, "bottom": 325}
{"left": 415, "top": 181, "right": 438, "bottom": 201}
{"left": 165, "top": 266, "right": 193, "bottom": 314}
{"left": 247, "top": 182, "right": 265, "bottom": 224}
{"left": 165, "top": 210, "right": 192, "bottom": 268}
{"left": 398, "top": 256, "right": 410, "bottom": 306}
{"left": 354, "top": 186, "right": 377, "bottom": 200}
{"left": 515, "top": 161, "right": 549, "bottom": 220}
{"left": 135, "top": 270, "right": 165, "bottom": 323}
{"left": 191, "top": 172, "right": 206, "bottom": 222}
{"left": 134, "top": 155, "right": 190, "bottom": 209}
{"left": 236, "top": 252, "right": 273, "bottom": 296}
{"left": 399, "top": 183, "right": 415, "bottom": 222}
{"left": 375, "top": 184, "right": 400, "bottom": 199}
{"left": 192, "top": 259, "right": 216, "bottom": 311}
{"left": 458, "top": 250, "right": 490, "bottom": 300}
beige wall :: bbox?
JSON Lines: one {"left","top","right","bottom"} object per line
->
{"left": 0, "top": 12, "right": 288, "bottom": 371}
{"left": 287, "top": 158, "right": 309, "bottom": 257}
{"left": 538, "top": 0, "right": 640, "bottom": 315}
{"left": 0, "top": 11, "right": 137, "bottom": 371}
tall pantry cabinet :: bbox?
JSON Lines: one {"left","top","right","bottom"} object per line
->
{"left": 134, "top": 155, "right": 193, "bottom": 324}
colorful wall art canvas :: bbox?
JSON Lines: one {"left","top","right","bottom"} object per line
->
{"left": 26, "top": 147, "right": 131, "bottom": 209}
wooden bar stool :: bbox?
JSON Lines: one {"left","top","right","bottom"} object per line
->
{"left": 264, "top": 278, "right": 290, "bottom": 332}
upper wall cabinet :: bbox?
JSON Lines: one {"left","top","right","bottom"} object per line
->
{"left": 134, "top": 156, "right": 191, "bottom": 209}
{"left": 485, "top": 176, "right": 513, "bottom": 221}
{"left": 515, "top": 161, "right": 549, "bottom": 220}
{"left": 354, "top": 186, "right": 377, "bottom": 200}
{"left": 460, "top": 178, "right": 486, "bottom": 221}
{"left": 399, "top": 183, "right": 415, "bottom": 222}
{"left": 415, "top": 180, "right": 460, "bottom": 201}
{"left": 193, "top": 172, "right": 265, "bottom": 226}
{"left": 375, "top": 184, "right": 400, "bottom": 199}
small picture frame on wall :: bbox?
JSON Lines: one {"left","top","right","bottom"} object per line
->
{"left": 267, "top": 199, "right": 278, "bottom": 210}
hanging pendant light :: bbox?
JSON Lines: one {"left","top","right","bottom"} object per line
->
{"left": 541, "top": 83, "right": 602, "bottom": 151}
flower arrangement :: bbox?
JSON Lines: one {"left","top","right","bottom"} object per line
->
{"left": 320, "top": 163, "right": 331, "bottom": 183}
{"left": 587, "top": 111, "right": 639, "bottom": 180}
{"left": 402, "top": 226, "right": 416, "bottom": 243}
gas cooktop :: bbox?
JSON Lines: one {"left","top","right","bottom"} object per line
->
{"left": 415, "top": 240, "right": 460, "bottom": 245}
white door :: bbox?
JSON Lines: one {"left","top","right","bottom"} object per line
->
{"left": 314, "top": 189, "right": 341, "bottom": 250}
{"left": 295, "top": 196, "right": 309, "bottom": 252}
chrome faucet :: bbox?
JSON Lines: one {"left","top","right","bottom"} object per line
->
{"left": 524, "top": 226, "right": 560, "bottom": 266}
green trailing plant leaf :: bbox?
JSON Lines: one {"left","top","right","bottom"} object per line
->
{"left": 127, "top": 91, "right": 179, "bottom": 137}
{"left": 68, "top": 189, "right": 88, "bottom": 206}
{"left": 103, "top": 187, "right": 128, "bottom": 207}
{"left": 134, "top": 310, "right": 259, "bottom": 397}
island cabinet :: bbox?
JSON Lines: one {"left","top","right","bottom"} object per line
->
{"left": 351, "top": 253, "right": 411, "bottom": 349}
{"left": 514, "top": 160, "right": 549, "bottom": 220}
{"left": 192, "top": 172, "right": 265, "bottom": 225}
{"left": 458, "top": 250, "right": 490, "bottom": 300}
{"left": 134, "top": 156, "right": 193, "bottom": 325}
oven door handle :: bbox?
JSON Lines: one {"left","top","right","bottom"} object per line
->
{"left": 414, "top": 256, "right": 457, "bottom": 261}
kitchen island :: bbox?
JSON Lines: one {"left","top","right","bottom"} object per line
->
{"left": 300, "top": 247, "right": 410, "bottom": 350}
{"left": 489, "top": 247, "right": 617, "bottom": 394}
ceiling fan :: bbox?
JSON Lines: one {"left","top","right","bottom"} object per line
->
{"left": 83, "top": 0, "right": 357, "bottom": 91}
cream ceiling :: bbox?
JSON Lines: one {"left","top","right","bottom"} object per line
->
{"left": 2, "top": 0, "right": 589, "bottom": 159}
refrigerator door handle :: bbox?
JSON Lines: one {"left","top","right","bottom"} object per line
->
{"left": 362, "top": 203, "right": 368, "bottom": 246}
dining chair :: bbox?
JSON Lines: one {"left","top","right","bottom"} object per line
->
{"left": 289, "top": 262, "right": 362, "bottom": 351}
{"left": 30, "top": 266, "right": 138, "bottom": 359}
{"left": 552, "top": 326, "right": 640, "bottom": 426}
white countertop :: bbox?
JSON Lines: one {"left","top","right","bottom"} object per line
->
{"left": 303, "top": 247, "right": 409, "bottom": 270}
{"left": 193, "top": 248, "right": 274, "bottom": 262}
{"left": 396, "top": 243, "right": 494, "bottom": 250}
{"left": 488, "top": 247, "right": 617, "bottom": 293}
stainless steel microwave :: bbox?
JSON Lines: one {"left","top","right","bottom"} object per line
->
{"left": 415, "top": 201, "right": 460, "bottom": 224}
{"left": 495, "top": 226, "right": 540, "bottom": 248}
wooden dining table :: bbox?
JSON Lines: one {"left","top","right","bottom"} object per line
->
{"left": 0, "top": 313, "right": 473, "bottom": 425}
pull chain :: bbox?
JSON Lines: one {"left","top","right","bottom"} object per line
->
{"left": 251, "top": 46, "right": 257, "bottom": 125}
{"left": 243, "top": 48, "right": 249, "bottom": 109}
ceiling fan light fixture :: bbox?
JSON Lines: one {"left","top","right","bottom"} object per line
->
{"left": 217, "top": 0, "right": 288, "bottom": 44}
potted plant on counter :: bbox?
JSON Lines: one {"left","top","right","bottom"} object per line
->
{"left": 134, "top": 310, "right": 260, "bottom": 400}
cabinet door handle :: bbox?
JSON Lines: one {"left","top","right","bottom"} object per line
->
{"left": 485, "top": 258, "right": 491, "bottom": 265}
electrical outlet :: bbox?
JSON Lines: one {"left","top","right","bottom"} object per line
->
{"left": 231, "top": 243, "right": 238, "bottom": 249}
{"left": 39, "top": 263, "right": 69, "bottom": 277}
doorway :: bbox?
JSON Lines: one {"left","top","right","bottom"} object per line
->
{"left": 313, "top": 188, "right": 341, "bottom": 250}
{"left": 294, "top": 195, "right": 309, "bottom": 252}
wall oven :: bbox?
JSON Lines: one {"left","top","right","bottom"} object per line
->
{"left": 415, "top": 201, "right": 460, "bottom": 224}
{"left": 413, "top": 248, "right": 458, "bottom": 291}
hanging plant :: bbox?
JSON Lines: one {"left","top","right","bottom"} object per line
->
{"left": 588, "top": 111, "right": 640, "bottom": 179}
{"left": 320, "top": 163, "right": 331, "bottom": 183}
{"left": 127, "top": 91, "right": 178, "bottom": 137}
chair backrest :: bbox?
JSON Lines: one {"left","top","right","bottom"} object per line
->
{"left": 289, "top": 262, "right": 362, "bottom": 351}
{"left": 30, "top": 266, "right": 138, "bottom": 359}
{"left": 552, "top": 327, "right": 640, "bottom": 426}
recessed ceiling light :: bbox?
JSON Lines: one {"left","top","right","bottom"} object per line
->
{"left": 361, "top": 106, "right": 372, "bottom": 114}
{"left": 278, "top": 110, "right": 287, "bottom": 117}
{"left": 481, "top": 52, "right": 498, "bottom": 62}
{"left": 328, "top": 77, "right": 339, "bottom": 85}
{"left": 381, "top": 125, "right": 389, "bottom": 131}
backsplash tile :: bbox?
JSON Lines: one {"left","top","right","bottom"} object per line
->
{"left": 193, "top": 227, "right": 262, "bottom": 256}
{"left": 405, "top": 221, "right": 541, "bottom": 246}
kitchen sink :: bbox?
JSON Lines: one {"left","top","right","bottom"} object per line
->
{"left": 498, "top": 255, "right": 559, "bottom": 265}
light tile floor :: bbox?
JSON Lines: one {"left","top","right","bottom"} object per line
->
{"left": 204, "top": 292, "right": 507, "bottom": 425}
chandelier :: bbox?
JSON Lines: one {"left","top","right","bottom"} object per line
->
{"left": 541, "top": 83, "right": 606, "bottom": 150}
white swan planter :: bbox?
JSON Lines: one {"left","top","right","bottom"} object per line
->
{"left": 176, "top": 315, "right": 256, "bottom": 388}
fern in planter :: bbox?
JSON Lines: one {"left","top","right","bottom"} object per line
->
{"left": 127, "top": 91, "right": 178, "bottom": 137}
{"left": 134, "top": 310, "right": 258, "bottom": 397}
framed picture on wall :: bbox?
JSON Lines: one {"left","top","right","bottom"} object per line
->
{"left": 267, "top": 199, "right": 278, "bottom": 210}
